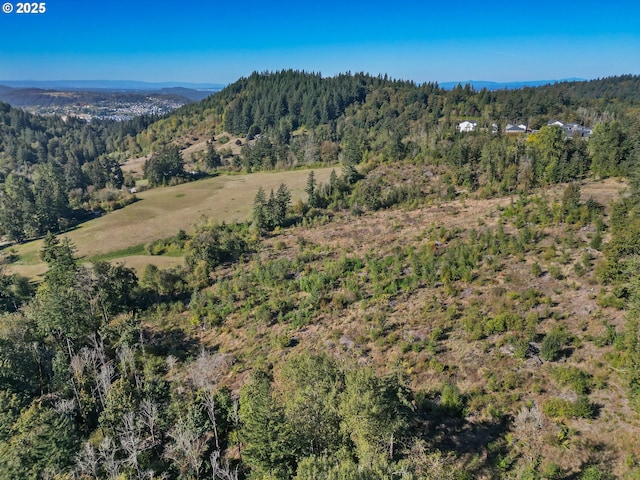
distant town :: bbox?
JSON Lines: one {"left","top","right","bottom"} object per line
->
{"left": 0, "top": 83, "right": 222, "bottom": 120}
{"left": 30, "top": 96, "right": 189, "bottom": 121}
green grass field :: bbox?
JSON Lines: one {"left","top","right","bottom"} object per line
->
{"left": 10, "top": 167, "right": 336, "bottom": 279}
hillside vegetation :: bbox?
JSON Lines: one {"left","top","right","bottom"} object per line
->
{"left": 1, "top": 72, "right": 640, "bottom": 479}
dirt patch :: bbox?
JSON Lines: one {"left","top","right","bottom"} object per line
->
{"left": 121, "top": 154, "right": 150, "bottom": 176}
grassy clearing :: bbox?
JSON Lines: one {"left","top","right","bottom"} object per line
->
{"left": 9, "top": 167, "right": 335, "bottom": 279}
{"left": 14, "top": 248, "right": 41, "bottom": 265}
{"left": 85, "top": 243, "right": 147, "bottom": 262}
{"left": 108, "top": 255, "right": 185, "bottom": 274}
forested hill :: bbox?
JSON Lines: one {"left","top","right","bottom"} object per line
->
{"left": 0, "top": 102, "right": 156, "bottom": 239}
{"left": 133, "top": 71, "right": 640, "bottom": 153}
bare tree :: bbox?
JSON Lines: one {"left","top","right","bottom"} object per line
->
{"left": 210, "top": 450, "right": 239, "bottom": 480}
{"left": 406, "top": 440, "right": 460, "bottom": 480}
{"left": 512, "top": 402, "right": 547, "bottom": 464}
{"left": 164, "top": 420, "right": 208, "bottom": 480}
{"left": 166, "top": 354, "right": 178, "bottom": 374}
{"left": 140, "top": 399, "right": 160, "bottom": 446}
{"left": 187, "top": 349, "right": 234, "bottom": 390}
{"left": 119, "top": 411, "right": 146, "bottom": 479}
{"left": 98, "top": 436, "right": 122, "bottom": 480}
{"left": 96, "top": 363, "right": 115, "bottom": 410}
{"left": 117, "top": 344, "right": 136, "bottom": 377}
{"left": 76, "top": 441, "right": 100, "bottom": 479}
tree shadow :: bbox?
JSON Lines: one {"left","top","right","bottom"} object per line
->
{"left": 143, "top": 325, "right": 201, "bottom": 360}
{"left": 418, "top": 412, "right": 510, "bottom": 475}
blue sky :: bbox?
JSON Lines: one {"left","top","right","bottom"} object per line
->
{"left": 1, "top": 0, "right": 639, "bottom": 84}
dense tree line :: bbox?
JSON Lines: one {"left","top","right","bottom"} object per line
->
{"left": 0, "top": 102, "right": 154, "bottom": 176}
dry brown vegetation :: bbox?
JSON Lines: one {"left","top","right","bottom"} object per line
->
{"left": 167, "top": 177, "right": 638, "bottom": 476}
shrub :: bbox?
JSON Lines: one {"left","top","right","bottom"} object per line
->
{"left": 579, "top": 465, "right": 615, "bottom": 480}
{"left": 548, "top": 264, "right": 564, "bottom": 280}
{"left": 540, "top": 328, "right": 568, "bottom": 361}
{"left": 510, "top": 336, "right": 531, "bottom": 359}
{"left": 597, "top": 292, "right": 626, "bottom": 309}
{"left": 439, "top": 382, "right": 465, "bottom": 417}
{"left": 531, "top": 262, "right": 543, "bottom": 277}
{"left": 542, "top": 246, "right": 556, "bottom": 261}
{"left": 462, "top": 308, "right": 484, "bottom": 340}
{"left": 549, "top": 366, "right": 594, "bottom": 394}
{"left": 541, "top": 462, "right": 565, "bottom": 479}
{"left": 542, "top": 395, "right": 595, "bottom": 419}
{"left": 590, "top": 230, "right": 603, "bottom": 250}
{"left": 484, "top": 312, "right": 524, "bottom": 335}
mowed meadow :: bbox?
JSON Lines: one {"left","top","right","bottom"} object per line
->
{"left": 9, "top": 166, "right": 335, "bottom": 279}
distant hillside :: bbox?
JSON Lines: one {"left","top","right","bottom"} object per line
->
{"left": 0, "top": 79, "right": 225, "bottom": 91}
{"left": 2, "top": 69, "right": 640, "bottom": 479}
{"left": 157, "top": 87, "right": 215, "bottom": 102}
{"left": 0, "top": 87, "right": 190, "bottom": 107}
{"left": 439, "top": 78, "right": 587, "bottom": 90}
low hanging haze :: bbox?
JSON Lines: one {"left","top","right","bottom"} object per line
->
{"left": 1, "top": 0, "right": 639, "bottom": 86}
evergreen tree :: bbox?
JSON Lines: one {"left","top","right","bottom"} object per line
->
{"left": 239, "top": 371, "right": 296, "bottom": 478}
{"left": 0, "top": 173, "right": 36, "bottom": 241}
{"left": 526, "top": 125, "right": 565, "bottom": 184}
{"left": 277, "top": 353, "right": 344, "bottom": 458}
{"left": 252, "top": 187, "right": 268, "bottom": 230}
{"left": 143, "top": 144, "right": 185, "bottom": 186}
{"left": 274, "top": 183, "right": 291, "bottom": 227}
{"left": 0, "top": 401, "right": 78, "bottom": 479}
{"left": 338, "top": 369, "right": 413, "bottom": 466}
{"left": 588, "top": 121, "right": 631, "bottom": 178}
{"left": 205, "top": 139, "right": 222, "bottom": 169}
{"left": 33, "top": 162, "right": 70, "bottom": 234}
{"left": 305, "top": 170, "right": 318, "bottom": 207}
{"left": 341, "top": 135, "right": 361, "bottom": 185}
{"left": 328, "top": 168, "right": 338, "bottom": 194}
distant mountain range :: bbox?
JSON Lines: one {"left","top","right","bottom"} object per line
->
{"left": 439, "top": 78, "right": 587, "bottom": 91}
{"left": 0, "top": 80, "right": 225, "bottom": 92}
{"left": 1, "top": 78, "right": 591, "bottom": 93}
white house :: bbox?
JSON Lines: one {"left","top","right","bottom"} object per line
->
{"left": 457, "top": 121, "right": 477, "bottom": 133}
{"left": 548, "top": 120, "right": 594, "bottom": 138}
{"left": 505, "top": 124, "right": 527, "bottom": 134}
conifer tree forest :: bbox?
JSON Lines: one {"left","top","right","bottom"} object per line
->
{"left": 1, "top": 72, "right": 640, "bottom": 478}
